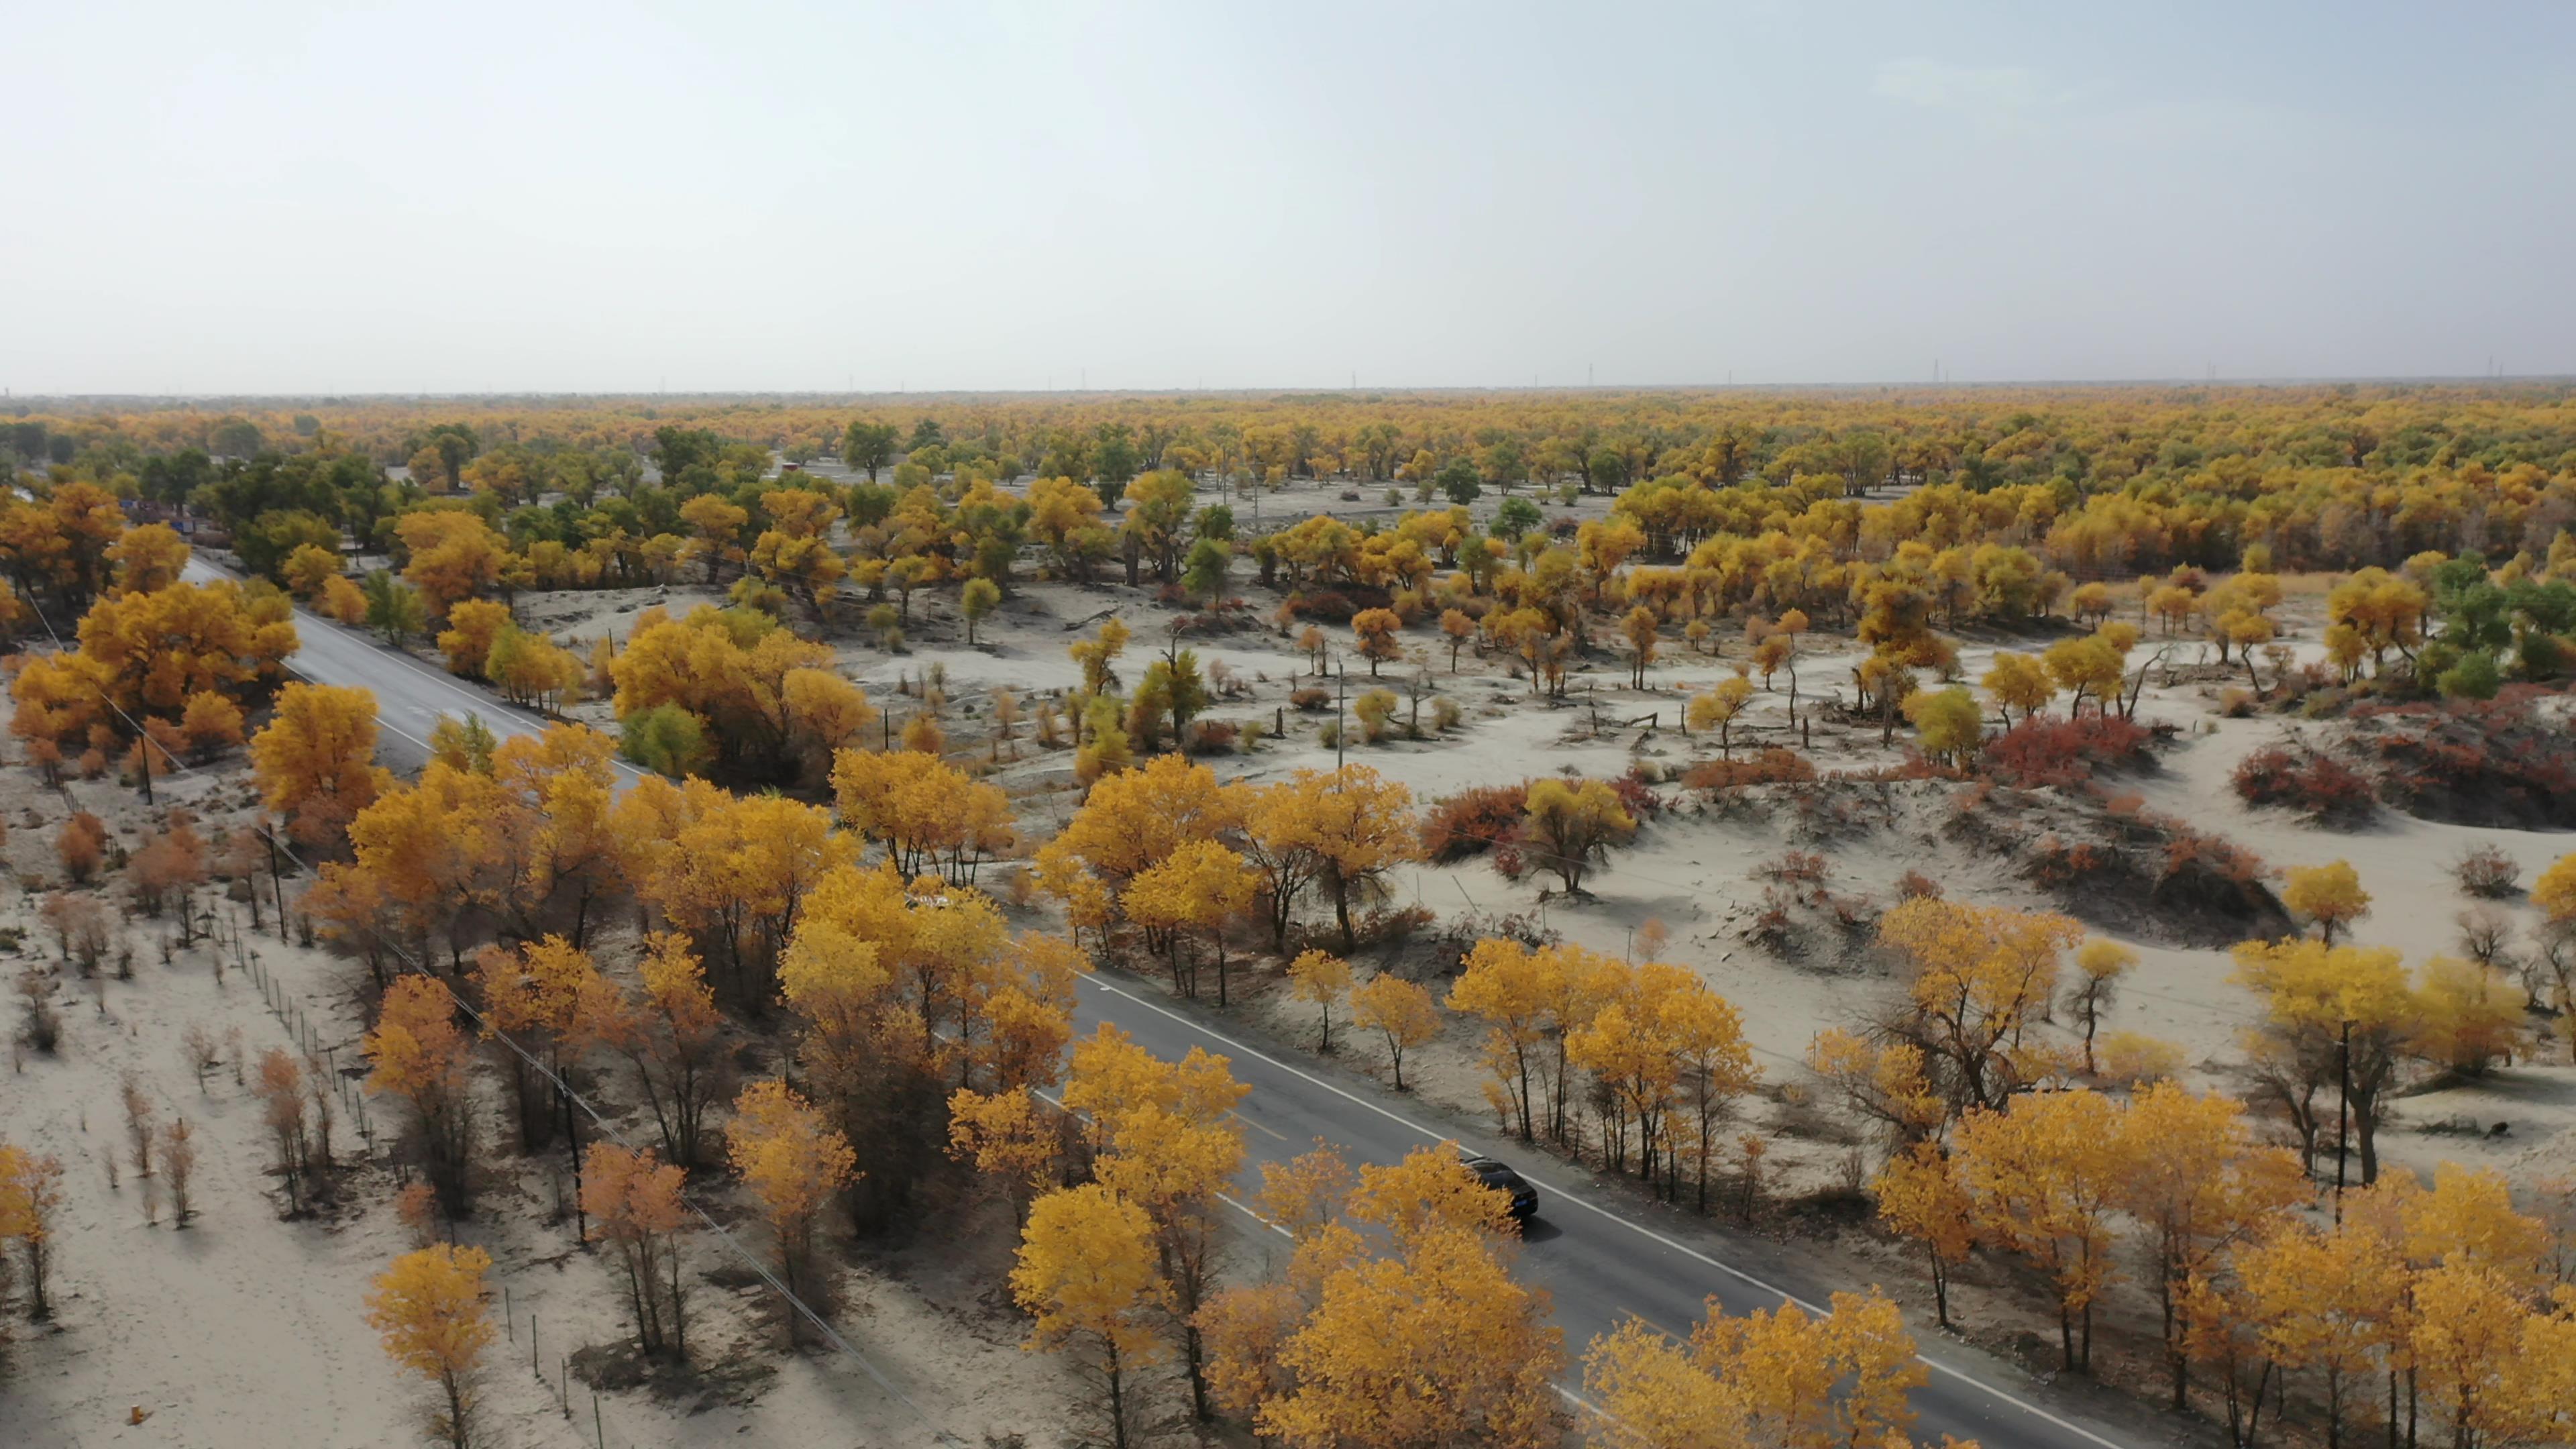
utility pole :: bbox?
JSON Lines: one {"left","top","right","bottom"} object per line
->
{"left": 1334, "top": 660, "right": 1347, "bottom": 771}
{"left": 261, "top": 825, "right": 288, "bottom": 942}
{"left": 2333, "top": 1018, "right": 2353, "bottom": 1222}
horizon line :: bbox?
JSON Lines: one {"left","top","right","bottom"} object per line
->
{"left": 8, "top": 372, "right": 2571, "bottom": 405}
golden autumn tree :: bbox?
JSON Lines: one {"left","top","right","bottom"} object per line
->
{"left": 1060, "top": 1023, "right": 1250, "bottom": 1419}
{"left": 396, "top": 511, "right": 509, "bottom": 619}
{"left": 0, "top": 1143, "right": 67, "bottom": 1320}
{"left": 1203, "top": 1144, "right": 1562, "bottom": 1449}
{"left": 2065, "top": 938, "right": 2135, "bottom": 1075}
{"left": 946, "top": 1085, "right": 1063, "bottom": 1224}
{"left": 435, "top": 598, "right": 512, "bottom": 678}
{"left": 2231, "top": 937, "right": 2417, "bottom": 1183}
{"left": 1122, "top": 838, "right": 1257, "bottom": 1004}
{"left": 1516, "top": 777, "right": 1635, "bottom": 894}
{"left": 488, "top": 722, "right": 628, "bottom": 945}
{"left": 616, "top": 775, "right": 855, "bottom": 1004}
{"left": 1034, "top": 751, "right": 1240, "bottom": 933}
{"left": 580, "top": 1141, "right": 691, "bottom": 1358}
{"left": 727, "top": 1078, "right": 858, "bottom": 1341}
{"left": 2118, "top": 1081, "right": 2308, "bottom": 1407}
{"left": 2284, "top": 860, "right": 2373, "bottom": 945}
{"left": 250, "top": 682, "right": 388, "bottom": 847}
{"left": 1874, "top": 1140, "right": 1974, "bottom": 1328}
{"left": 608, "top": 604, "right": 839, "bottom": 781}
{"left": 365, "top": 975, "right": 477, "bottom": 1214}
{"left": 2235, "top": 1214, "right": 2408, "bottom": 1449}
{"left": 1014, "top": 1183, "right": 1168, "bottom": 1449}
{"left": 469, "top": 934, "right": 612, "bottom": 1155}
{"left": 345, "top": 759, "right": 508, "bottom": 965}
{"left": 107, "top": 522, "right": 190, "bottom": 594}
{"left": 594, "top": 932, "right": 731, "bottom": 1170}
{"left": 830, "top": 747, "right": 1012, "bottom": 885}
{"left": 1350, "top": 973, "right": 1443, "bottom": 1091}
{"left": 1585, "top": 1288, "right": 1927, "bottom": 1449}
{"left": 1950, "top": 1087, "right": 2135, "bottom": 1371}
{"left": 366, "top": 1243, "right": 495, "bottom": 1449}
{"left": 1821, "top": 897, "right": 2082, "bottom": 1126}
{"left": 1982, "top": 650, "right": 2057, "bottom": 724}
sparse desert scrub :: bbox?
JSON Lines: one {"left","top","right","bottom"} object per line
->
{"left": 1980, "top": 714, "right": 2153, "bottom": 789}
{"left": 1420, "top": 783, "right": 1529, "bottom": 861}
{"left": 2451, "top": 843, "right": 2521, "bottom": 898}
{"left": 2345, "top": 692, "right": 2576, "bottom": 827}
{"left": 2232, "top": 745, "right": 2377, "bottom": 824}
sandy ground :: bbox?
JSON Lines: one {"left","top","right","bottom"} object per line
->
{"left": 15, "top": 556, "right": 2572, "bottom": 1444}
{"left": 0, "top": 750, "right": 1085, "bottom": 1448}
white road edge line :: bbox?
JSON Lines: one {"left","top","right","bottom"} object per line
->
{"left": 1077, "top": 973, "right": 2132, "bottom": 1449}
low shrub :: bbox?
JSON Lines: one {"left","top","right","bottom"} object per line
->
{"left": 1422, "top": 784, "right": 1529, "bottom": 861}
{"left": 1283, "top": 590, "right": 1360, "bottom": 623}
{"left": 1896, "top": 869, "right": 1943, "bottom": 900}
{"left": 2232, "top": 747, "right": 2376, "bottom": 824}
{"left": 1289, "top": 686, "right": 1332, "bottom": 712}
{"left": 1682, "top": 747, "right": 1817, "bottom": 791}
{"left": 1756, "top": 849, "right": 1829, "bottom": 885}
{"left": 2451, "top": 844, "right": 2520, "bottom": 898}
{"left": 2029, "top": 833, "right": 2115, "bottom": 890}
{"left": 1184, "top": 720, "right": 1238, "bottom": 755}
{"left": 2161, "top": 828, "right": 2268, "bottom": 886}
{"left": 2357, "top": 694, "right": 2576, "bottom": 827}
{"left": 1606, "top": 775, "right": 1664, "bottom": 822}
{"left": 1982, "top": 714, "right": 2153, "bottom": 789}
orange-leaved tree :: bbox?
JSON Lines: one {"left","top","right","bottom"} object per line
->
{"left": 726, "top": 1078, "right": 857, "bottom": 1343}
{"left": 364, "top": 975, "right": 477, "bottom": 1215}
{"left": 580, "top": 1140, "right": 691, "bottom": 1358}
{"left": 1201, "top": 1144, "right": 1562, "bottom": 1449}
{"left": 1584, "top": 1287, "right": 1928, "bottom": 1449}
{"left": 251, "top": 682, "right": 387, "bottom": 847}
{"left": 366, "top": 1243, "right": 495, "bottom": 1449}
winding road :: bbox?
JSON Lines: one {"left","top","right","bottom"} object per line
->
{"left": 191, "top": 555, "right": 2178, "bottom": 1449}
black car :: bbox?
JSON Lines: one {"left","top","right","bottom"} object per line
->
{"left": 1463, "top": 1153, "right": 1540, "bottom": 1221}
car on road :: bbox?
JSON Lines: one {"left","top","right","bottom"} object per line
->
{"left": 1462, "top": 1152, "right": 1540, "bottom": 1221}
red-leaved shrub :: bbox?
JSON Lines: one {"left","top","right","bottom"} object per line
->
{"left": 1606, "top": 775, "right": 1664, "bottom": 821}
{"left": 1422, "top": 784, "right": 1529, "bottom": 861}
{"left": 2232, "top": 747, "right": 2376, "bottom": 824}
{"left": 1982, "top": 715, "right": 2152, "bottom": 788}
{"left": 1682, "top": 748, "right": 1817, "bottom": 791}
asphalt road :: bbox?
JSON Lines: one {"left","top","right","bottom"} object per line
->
{"left": 183, "top": 557, "right": 651, "bottom": 783}
{"left": 203, "top": 555, "right": 2169, "bottom": 1449}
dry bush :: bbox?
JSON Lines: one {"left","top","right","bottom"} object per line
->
{"left": 1288, "top": 686, "right": 1332, "bottom": 712}
{"left": 2353, "top": 694, "right": 2576, "bottom": 828}
{"left": 40, "top": 892, "right": 113, "bottom": 975}
{"left": 2451, "top": 844, "right": 2520, "bottom": 898}
{"left": 1756, "top": 850, "right": 1829, "bottom": 885}
{"left": 15, "top": 966, "right": 62, "bottom": 1054}
{"left": 161, "top": 1119, "right": 197, "bottom": 1226}
{"left": 1184, "top": 719, "right": 1238, "bottom": 755}
{"left": 1896, "top": 869, "right": 1944, "bottom": 900}
{"left": 56, "top": 812, "right": 109, "bottom": 883}
{"left": 121, "top": 1071, "right": 156, "bottom": 1180}
{"left": 1681, "top": 747, "right": 1815, "bottom": 791}
{"left": 182, "top": 1022, "right": 221, "bottom": 1091}
{"left": 2233, "top": 746, "right": 2376, "bottom": 824}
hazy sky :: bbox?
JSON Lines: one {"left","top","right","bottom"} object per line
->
{"left": 9, "top": 1, "right": 2573, "bottom": 394}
